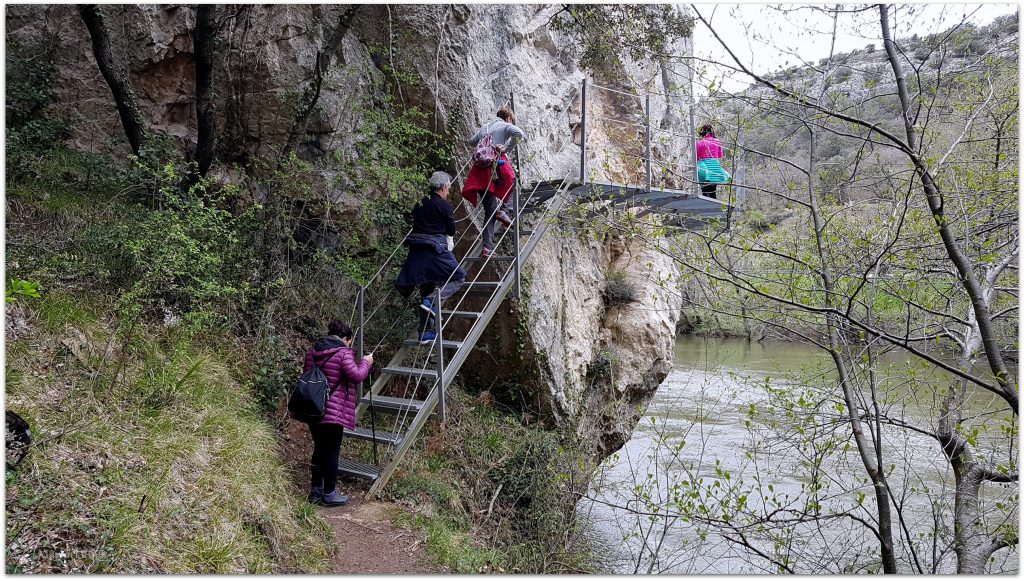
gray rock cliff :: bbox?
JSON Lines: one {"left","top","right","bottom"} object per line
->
{"left": 7, "top": 3, "right": 691, "bottom": 459}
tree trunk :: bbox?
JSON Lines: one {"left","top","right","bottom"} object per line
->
{"left": 79, "top": 5, "right": 147, "bottom": 156}
{"left": 193, "top": 5, "right": 216, "bottom": 177}
{"left": 938, "top": 265, "right": 1016, "bottom": 573}
{"left": 878, "top": 4, "right": 1016, "bottom": 412}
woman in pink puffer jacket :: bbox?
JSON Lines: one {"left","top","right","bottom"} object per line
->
{"left": 303, "top": 320, "right": 373, "bottom": 507}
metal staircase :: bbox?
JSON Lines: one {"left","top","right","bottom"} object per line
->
{"left": 331, "top": 78, "right": 736, "bottom": 498}
{"left": 339, "top": 176, "right": 574, "bottom": 498}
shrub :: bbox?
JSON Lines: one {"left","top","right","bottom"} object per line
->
{"left": 383, "top": 392, "right": 597, "bottom": 573}
{"left": 603, "top": 268, "right": 638, "bottom": 306}
{"left": 6, "top": 278, "right": 41, "bottom": 304}
{"left": 586, "top": 349, "right": 616, "bottom": 381}
{"left": 6, "top": 39, "right": 69, "bottom": 182}
{"left": 247, "top": 324, "right": 300, "bottom": 418}
{"left": 93, "top": 160, "right": 260, "bottom": 330}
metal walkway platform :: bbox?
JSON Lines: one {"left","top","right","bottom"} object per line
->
{"left": 526, "top": 179, "right": 733, "bottom": 230}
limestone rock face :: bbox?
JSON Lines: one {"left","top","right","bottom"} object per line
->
{"left": 7, "top": 3, "right": 690, "bottom": 460}
{"left": 518, "top": 225, "right": 682, "bottom": 456}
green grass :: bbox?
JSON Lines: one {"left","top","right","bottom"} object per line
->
{"left": 5, "top": 305, "right": 334, "bottom": 573}
{"left": 424, "top": 518, "right": 504, "bottom": 573}
{"left": 394, "top": 513, "right": 504, "bottom": 573}
{"left": 33, "top": 293, "right": 97, "bottom": 332}
{"left": 379, "top": 393, "right": 597, "bottom": 574}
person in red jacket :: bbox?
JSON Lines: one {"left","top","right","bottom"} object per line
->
{"left": 303, "top": 319, "right": 373, "bottom": 506}
{"left": 462, "top": 107, "right": 526, "bottom": 258}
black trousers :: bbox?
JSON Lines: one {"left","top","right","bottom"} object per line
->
{"left": 701, "top": 183, "right": 718, "bottom": 199}
{"left": 481, "top": 191, "right": 500, "bottom": 248}
{"left": 415, "top": 273, "right": 465, "bottom": 334}
{"left": 309, "top": 423, "right": 344, "bottom": 493}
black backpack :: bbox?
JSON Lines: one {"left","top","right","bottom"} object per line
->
{"left": 288, "top": 358, "right": 333, "bottom": 423}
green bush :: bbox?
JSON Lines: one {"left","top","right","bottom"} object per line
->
{"left": 94, "top": 161, "right": 260, "bottom": 330}
{"left": 247, "top": 325, "right": 300, "bottom": 418}
{"left": 6, "top": 278, "right": 41, "bottom": 304}
{"left": 6, "top": 39, "right": 69, "bottom": 182}
{"left": 383, "top": 393, "right": 597, "bottom": 573}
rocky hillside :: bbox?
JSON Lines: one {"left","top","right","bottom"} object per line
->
{"left": 698, "top": 12, "right": 1018, "bottom": 210}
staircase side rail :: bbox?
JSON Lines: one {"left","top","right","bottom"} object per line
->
{"left": 365, "top": 385, "right": 439, "bottom": 498}
{"left": 437, "top": 176, "right": 574, "bottom": 380}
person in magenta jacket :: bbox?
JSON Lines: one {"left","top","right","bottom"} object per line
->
{"left": 303, "top": 319, "right": 373, "bottom": 506}
{"left": 696, "top": 124, "right": 728, "bottom": 199}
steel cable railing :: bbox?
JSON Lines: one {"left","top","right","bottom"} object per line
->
{"left": 373, "top": 132, "right": 577, "bottom": 456}
{"left": 355, "top": 79, "right": 743, "bottom": 467}
{"left": 383, "top": 172, "right": 573, "bottom": 450}
{"left": 369, "top": 92, "right": 580, "bottom": 438}
{"left": 350, "top": 95, "right": 530, "bottom": 452}
{"left": 353, "top": 94, "right": 516, "bottom": 347}
{"left": 384, "top": 159, "right": 556, "bottom": 436}
{"left": 354, "top": 86, "right": 599, "bottom": 461}
{"left": 586, "top": 81, "right": 744, "bottom": 200}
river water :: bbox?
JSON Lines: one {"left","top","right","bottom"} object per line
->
{"left": 579, "top": 336, "right": 1018, "bottom": 574}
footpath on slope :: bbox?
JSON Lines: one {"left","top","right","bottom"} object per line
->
{"left": 280, "top": 419, "right": 448, "bottom": 574}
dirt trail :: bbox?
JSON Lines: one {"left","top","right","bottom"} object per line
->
{"left": 319, "top": 493, "right": 446, "bottom": 574}
{"left": 280, "top": 418, "right": 446, "bottom": 574}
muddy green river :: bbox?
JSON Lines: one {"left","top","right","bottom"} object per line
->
{"left": 579, "top": 336, "right": 1018, "bottom": 574}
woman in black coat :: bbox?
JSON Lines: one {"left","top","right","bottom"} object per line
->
{"left": 395, "top": 171, "right": 466, "bottom": 344}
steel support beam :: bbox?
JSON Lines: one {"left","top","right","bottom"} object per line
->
{"left": 645, "top": 94, "right": 652, "bottom": 192}
{"left": 580, "top": 79, "right": 587, "bottom": 183}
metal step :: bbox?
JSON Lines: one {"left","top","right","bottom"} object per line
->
{"left": 360, "top": 394, "right": 426, "bottom": 415}
{"left": 520, "top": 230, "right": 535, "bottom": 236}
{"left": 459, "top": 281, "right": 501, "bottom": 292}
{"left": 346, "top": 426, "right": 403, "bottom": 446}
{"left": 337, "top": 458, "right": 381, "bottom": 481}
{"left": 441, "top": 310, "right": 483, "bottom": 319}
{"left": 465, "top": 255, "right": 515, "bottom": 263}
{"left": 402, "top": 338, "right": 463, "bottom": 349}
{"left": 381, "top": 366, "right": 438, "bottom": 380}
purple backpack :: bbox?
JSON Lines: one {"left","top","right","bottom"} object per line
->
{"left": 472, "top": 122, "right": 499, "bottom": 168}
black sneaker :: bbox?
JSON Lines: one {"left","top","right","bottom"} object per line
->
{"left": 307, "top": 486, "right": 324, "bottom": 503}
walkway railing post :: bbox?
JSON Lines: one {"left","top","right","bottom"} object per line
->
{"left": 645, "top": 93, "right": 652, "bottom": 192}
{"left": 511, "top": 90, "right": 522, "bottom": 300}
{"left": 688, "top": 103, "right": 698, "bottom": 197}
{"left": 434, "top": 287, "right": 446, "bottom": 422}
{"left": 357, "top": 286, "right": 365, "bottom": 401}
{"left": 580, "top": 78, "right": 588, "bottom": 183}
{"left": 735, "top": 132, "right": 746, "bottom": 211}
